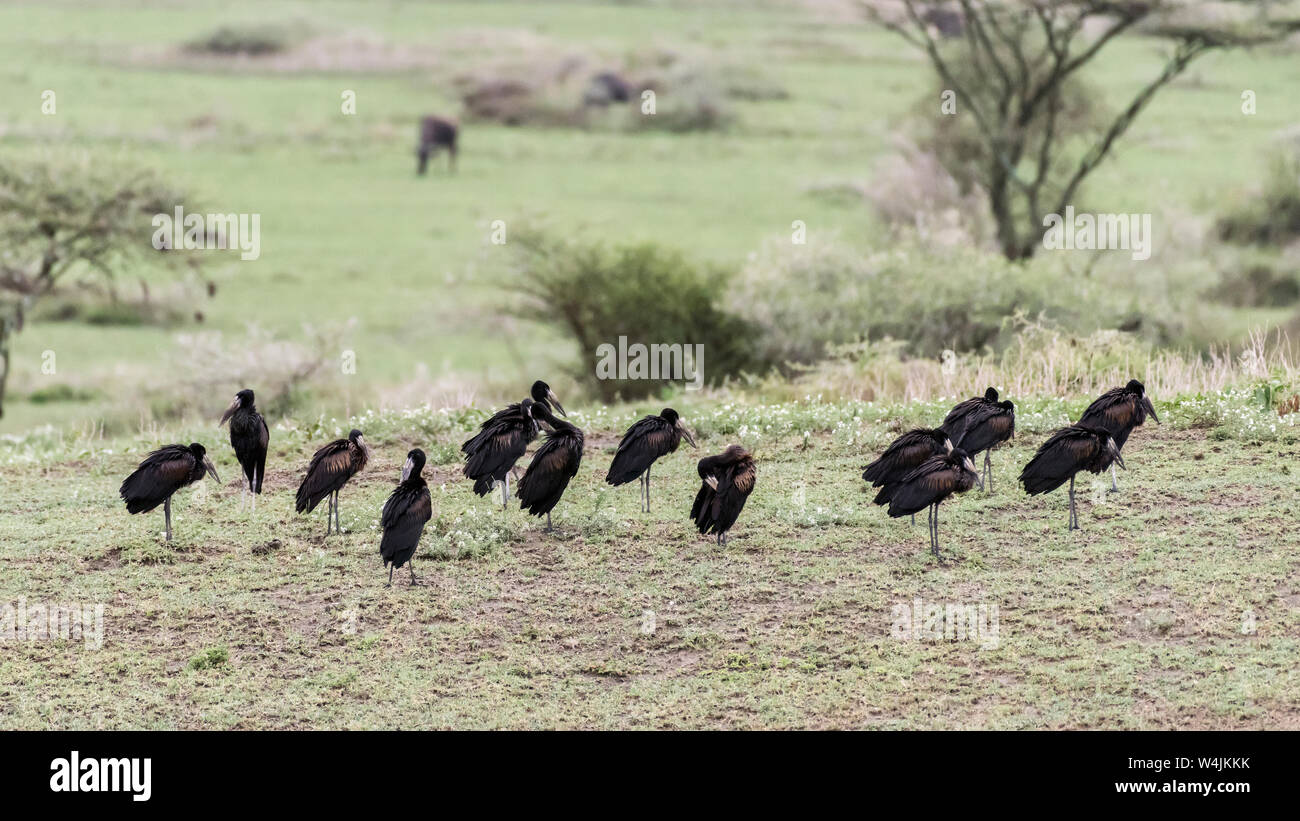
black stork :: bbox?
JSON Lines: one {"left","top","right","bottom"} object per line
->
{"left": 941, "top": 387, "right": 1015, "bottom": 492}
{"left": 379, "top": 448, "right": 433, "bottom": 587}
{"left": 119, "top": 443, "right": 220, "bottom": 541}
{"left": 1019, "top": 423, "right": 1124, "bottom": 530}
{"left": 862, "top": 427, "right": 952, "bottom": 524}
{"left": 219, "top": 388, "right": 268, "bottom": 512}
{"left": 462, "top": 380, "right": 566, "bottom": 508}
{"left": 515, "top": 401, "right": 584, "bottom": 531}
{"left": 295, "top": 428, "right": 370, "bottom": 536}
{"left": 605, "top": 407, "right": 698, "bottom": 512}
{"left": 690, "top": 445, "right": 756, "bottom": 546}
{"left": 878, "top": 447, "right": 981, "bottom": 559}
{"left": 1078, "top": 379, "right": 1159, "bottom": 493}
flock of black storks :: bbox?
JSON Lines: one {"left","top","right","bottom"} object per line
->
{"left": 117, "top": 377, "right": 1157, "bottom": 582}
{"left": 865, "top": 379, "right": 1159, "bottom": 557}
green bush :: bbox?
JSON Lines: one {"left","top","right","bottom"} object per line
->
{"left": 1216, "top": 152, "right": 1300, "bottom": 246}
{"left": 185, "top": 23, "right": 297, "bottom": 56}
{"left": 508, "top": 231, "right": 758, "bottom": 400}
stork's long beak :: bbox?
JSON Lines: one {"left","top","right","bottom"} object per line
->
{"left": 1109, "top": 441, "right": 1126, "bottom": 470}
{"left": 965, "top": 457, "right": 983, "bottom": 490}
{"left": 705, "top": 475, "right": 718, "bottom": 491}
{"left": 679, "top": 421, "right": 698, "bottom": 448}
{"left": 548, "top": 389, "right": 566, "bottom": 417}
{"left": 401, "top": 457, "right": 414, "bottom": 482}
{"left": 204, "top": 457, "right": 221, "bottom": 484}
{"left": 219, "top": 397, "right": 239, "bottom": 426}
{"left": 944, "top": 437, "right": 954, "bottom": 453}
{"left": 1145, "top": 398, "right": 1160, "bottom": 425}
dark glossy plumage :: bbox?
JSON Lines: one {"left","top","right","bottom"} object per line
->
{"left": 1020, "top": 424, "right": 1122, "bottom": 496}
{"left": 119, "top": 442, "right": 219, "bottom": 541}
{"left": 942, "top": 388, "right": 1015, "bottom": 455}
{"left": 863, "top": 428, "right": 952, "bottom": 504}
{"left": 220, "top": 388, "right": 269, "bottom": 494}
{"left": 296, "top": 428, "right": 369, "bottom": 516}
{"left": 516, "top": 403, "right": 583, "bottom": 527}
{"left": 461, "top": 381, "right": 564, "bottom": 499}
{"left": 1020, "top": 423, "right": 1125, "bottom": 531}
{"left": 1078, "top": 379, "right": 1159, "bottom": 450}
{"left": 690, "top": 445, "right": 756, "bottom": 545}
{"left": 120, "top": 443, "right": 218, "bottom": 513}
{"left": 880, "top": 447, "right": 980, "bottom": 558}
{"left": 380, "top": 449, "right": 433, "bottom": 586}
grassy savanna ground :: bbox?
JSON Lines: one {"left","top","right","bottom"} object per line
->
{"left": 2, "top": 393, "right": 1297, "bottom": 729}
{"left": 2, "top": 0, "right": 1300, "bottom": 431}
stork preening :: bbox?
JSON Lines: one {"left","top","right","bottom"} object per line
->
{"left": 1078, "top": 379, "right": 1159, "bottom": 493}
{"left": 878, "top": 448, "right": 981, "bottom": 559}
{"left": 1019, "top": 424, "right": 1124, "bottom": 530}
{"left": 119, "top": 443, "right": 220, "bottom": 541}
{"left": 516, "top": 401, "right": 584, "bottom": 532}
{"left": 941, "top": 387, "right": 1015, "bottom": 492}
{"left": 462, "top": 380, "right": 566, "bottom": 508}
{"left": 863, "top": 427, "right": 952, "bottom": 524}
{"left": 219, "top": 388, "right": 268, "bottom": 512}
{"left": 295, "top": 429, "right": 370, "bottom": 536}
{"left": 379, "top": 448, "right": 433, "bottom": 588}
{"left": 690, "top": 445, "right": 755, "bottom": 546}
{"left": 606, "top": 408, "right": 697, "bottom": 512}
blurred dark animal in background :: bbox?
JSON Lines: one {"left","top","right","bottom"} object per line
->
{"left": 417, "top": 115, "right": 458, "bottom": 174}
{"left": 583, "top": 71, "right": 631, "bottom": 107}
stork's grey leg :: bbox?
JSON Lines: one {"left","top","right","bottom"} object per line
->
{"left": 985, "top": 451, "right": 992, "bottom": 493}
{"left": 646, "top": 464, "right": 651, "bottom": 513}
{"left": 164, "top": 496, "right": 172, "bottom": 541}
{"left": 386, "top": 565, "right": 393, "bottom": 588}
{"left": 502, "top": 475, "right": 509, "bottom": 510}
{"left": 1109, "top": 464, "right": 1119, "bottom": 493}
{"left": 409, "top": 562, "right": 418, "bottom": 586}
{"left": 334, "top": 491, "right": 342, "bottom": 533}
{"left": 1068, "top": 475, "right": 1077, "bottom": 531}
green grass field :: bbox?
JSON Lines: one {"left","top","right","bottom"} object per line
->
{"left": 2, "top": 395, "right": 1297, "bottom": 729}
{"left": 2, "top": 1, "right": 1300, "bottom": 729}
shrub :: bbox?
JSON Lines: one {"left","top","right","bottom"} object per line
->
{"left": 507, "top": 231, "right": 758, "bottom": 401}
{"left": 185, "top": 23, "right": 297, "bottom": 56}
{"left": 1216, "top": 151, "right": 1300, "bottom": 246}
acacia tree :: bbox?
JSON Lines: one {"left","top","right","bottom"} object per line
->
{"left": 865, "top": 0, "right": 1300, "bottom": 259}
{"left": 0, "top": 157, "right": 187, "bottom": 417}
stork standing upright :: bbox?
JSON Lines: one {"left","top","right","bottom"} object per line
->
{"left": 462, "top": 380, "right": 565, "bottom": 508}
{"left": 1078, "top": 379, "right": 1159, "bottom": 493}
{"left": 606, "top": 408, "right": 698, "bottom": 512}
{"left": 878, "top": 448, "right": 981, "bottom": 559}
{"left": 941, "top": 387, "right": 1016, "bottom": 492}
{"left": 1019, "top": 423, "right": 1125, "bottom": 530}
{"left": 515, "top": 401, "right": 584, "bottom": 532}
{"left": 219, "top": 388, "right": 268, "bottom": 512}
{"left": 119, "top": 443, "right": 220, "bottom": 541}
{"left": 295, "top": 429, "right": 370, "bottom": 536}
{"left": 379, "top": 448, "right": 433, "bottom": 588}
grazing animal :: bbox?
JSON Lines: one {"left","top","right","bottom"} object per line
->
{"left": 863, "top": 428, "right": 953, "bottom": 523}
{"left": 941, "top": 387, "right": 1016, "bottom": 492}
{"left": 295, "top": 429, "right": 370, "bottom": 536}
{"left": 462, "top": 381, "right": 566, "bottom": 508}
{"left": 881, "top": 448, "right": 981, "bottom": 559}
{"left": 583, "top": 71, "right": 631, "bottom": 106}
{"left": 1078, "top": 379, "right": 1159, "bottom": 492}
{"left": 690, "top": 445, "right": 756, "bottom": 546}
{"left": 379, "top": 448, "right": 433, "bottom": 588}
{"left": 219, "top": 388, "right": 269, "bottom": 511}
{"left": 119, "top": 443, "right": 220, "bottom": 541}
{"left": 1019, "top": 424, "right": 1124, "bottom": 531}
{"left": 606, "top": 408, "right": 698, "bottom": 512}
{"left": 416, "top": 115, "right": 458, "bottom": 175}
{"left": 516, "top": 402, "right": 584, "bottom": 531}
